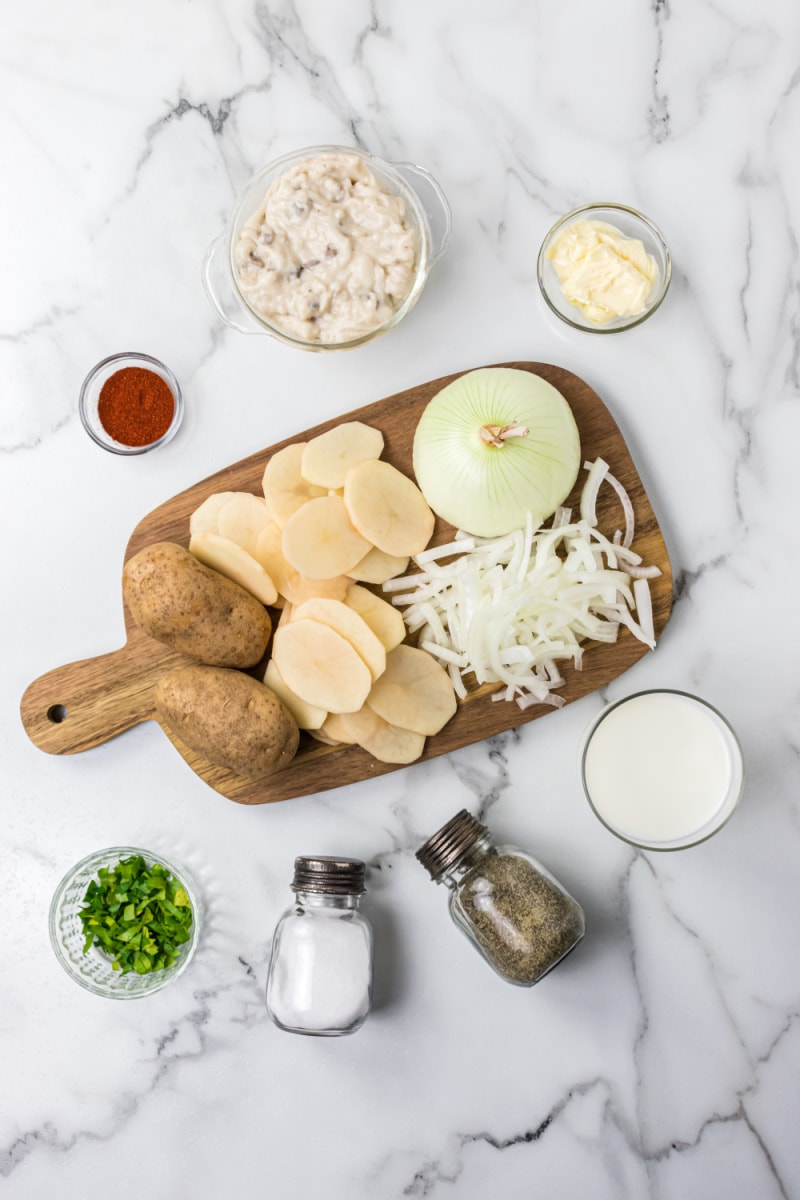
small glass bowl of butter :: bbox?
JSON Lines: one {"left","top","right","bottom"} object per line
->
{"left": 537, "top": 203, "right": 671, "bottom": 333}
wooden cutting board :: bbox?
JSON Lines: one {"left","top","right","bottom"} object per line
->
{"left": 20, "top": 361, "right": 673, "bottom": 804}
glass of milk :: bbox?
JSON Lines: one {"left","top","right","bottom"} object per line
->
{"left": 580, "top": 690, "right": 744, "bottom": 850}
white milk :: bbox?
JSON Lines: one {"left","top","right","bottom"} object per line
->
{"left": 582, "top": 691, "right": 743, "bottom": 848}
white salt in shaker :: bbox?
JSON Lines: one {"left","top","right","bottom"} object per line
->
{"left": 265, "top": 857, "right": 373, "bottom": 1036}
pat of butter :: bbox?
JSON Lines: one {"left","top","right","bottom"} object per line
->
{"left": 545, "top": 219, "right": 658, "bottom": 324}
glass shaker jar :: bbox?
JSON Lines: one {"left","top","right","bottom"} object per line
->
{"left": 266, "top": 856, "right": 373, "bottom": 1036}
{"left": 416, "top": 810, "right": 585, "bottom": 987}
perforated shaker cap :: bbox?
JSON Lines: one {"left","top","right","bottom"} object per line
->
{"left": 291, "top": 856, "right": 366, "bottom": 895}
{"left": 415, "top": 810, "right": 488, "bottom": 881}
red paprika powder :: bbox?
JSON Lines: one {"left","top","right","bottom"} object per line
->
{"left": 97, "top": 367, "right": 175, "bottom": 447}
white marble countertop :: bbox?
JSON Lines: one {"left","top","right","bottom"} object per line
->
{"left": 3, "top": 2, "right": 800, "bottom": 1197}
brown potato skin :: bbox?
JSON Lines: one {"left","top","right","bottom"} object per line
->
{"left": 155, "top": 666, "right": 299, "bottom": 779}
{"left": 123, "top": 542, "right": 271, "bottom": 668}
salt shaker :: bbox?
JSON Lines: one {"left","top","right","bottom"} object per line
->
{"left": 416, "top": 810, "right": 585, "bottom": 987}
{"left": 265, "top": 856, "right": 373, "bottom": 1036}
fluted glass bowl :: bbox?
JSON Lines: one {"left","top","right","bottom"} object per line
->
{"left": 49, "top": 846, "right": 200, "bottom": 998}
{"left": 537, "top": 202, "right": 671, "bottom": 333}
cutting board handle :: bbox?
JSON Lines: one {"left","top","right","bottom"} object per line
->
{"left": 20, "top": 642, "right": 161, "bottom": 756}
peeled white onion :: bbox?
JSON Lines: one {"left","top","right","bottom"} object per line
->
{"left": 412, "top": 367, "right": 581, "bottom": 537}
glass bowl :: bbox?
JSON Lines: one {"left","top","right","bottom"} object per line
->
{"left": 202, "top": 144, "right": 452, "bottom": 351}
{"left": 79, "top": 352, "right": 183, "bottom": 454}
{"left": 580, "top": 690, "right": 744, "bottom": 851}
{"left": 49, "top": 846, "right": 200, "bottom": 997}
{"left": 537, "top": 202, "right": 671, "bottom": 333}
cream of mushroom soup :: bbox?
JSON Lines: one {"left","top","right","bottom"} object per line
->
{"left": 234, "top": 152, "right": 418, "bottom": 344}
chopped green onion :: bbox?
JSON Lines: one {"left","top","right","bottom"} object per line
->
{"left": 78, "top": 854, "right": 193, "bottom": 975}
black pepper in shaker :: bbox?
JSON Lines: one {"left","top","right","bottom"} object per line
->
{"left": 416, "top": 810, "right": 585, "bottom": 986}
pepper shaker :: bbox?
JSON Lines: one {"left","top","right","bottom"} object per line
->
{"left": 266, "top": 857, "right": 373, "bottom": 1036}
{"left": 416, "top": 810, "right": 585, "bottom": 986}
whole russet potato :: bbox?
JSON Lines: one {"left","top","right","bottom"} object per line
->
{"left": 155, "top": 666, "right": 299, "bottom": 779}
{"left": 123, "top": 541, "right": 271, "bottom": 668}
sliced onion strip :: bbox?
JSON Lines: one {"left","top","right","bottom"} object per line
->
{"left": 384, "top": 459, "right": 661, "bottom": 708}
{"left": 580, "top": 458, "right": 608, "bottom": 526}
{"left": 604, "top": 467, "right": 636, "bottom": 548}
{"left": 633, "top": 577, "right": 655, "bottom": 646}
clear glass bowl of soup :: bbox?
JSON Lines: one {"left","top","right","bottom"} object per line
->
{"left": 202, "top": 145, "right": 452, "bottom": 351}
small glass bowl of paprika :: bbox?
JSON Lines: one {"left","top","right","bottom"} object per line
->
{"left": 79, "top": 351, "right": 183, "bottom": 454}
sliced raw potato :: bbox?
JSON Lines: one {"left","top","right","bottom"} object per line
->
{"left": 189, "top": 532, "right": 278, "bottom": 606}
{"left": 329, "top": 704, "right": 384, "bottom": 746}
{"left": 262, "top": 443, "right": 327, "bottom": 527}
{"left": 344, "top": 459, "right": 435, "bottom": 557}
{"left": 323, "top": 704, "right": 425, "bottom": 763}
{"left": 345, "top": 584, "right": 406, "bottom": 651}
{"left": 255, "top": 522, "right": 350, "bottom": 605}
{"left": 189, "top": 491, "right": 238, "bottom": 537}
{"left": 218, "top": 492, "right": 272, "bottom": 556}
{"left": 357, "top": 718, "right": 426, "bottom": 765}
{"left": 292, "top": 598, "right": 386, "bottom": 680}
{"left": 282, "top": 495, "right": 371, "bottom": 580}
{"left": 264, "top": 659, "right": 327, "bottom": 731}
{"left": 301, "top": 421, "right": 385, "bottom": 489}
{"left": 347, "top": 546, "right": 409, "bottom": 585}
{"left": 254, "top": 521, "right": 300, "bottom": 598}
{"left": 272, "top": 619, "right": 372, "bottom": 713}
{"left": 288, "top": 574, "right": 350, "bottom": 605}
{"left": 308, "top": 727, "right": 342, "bottom": 746}
{"left": 320, "top": 712, "right": 359, "bottom": 745}
{"left": 367, "top": 644, "right": 457, "bottom": 736}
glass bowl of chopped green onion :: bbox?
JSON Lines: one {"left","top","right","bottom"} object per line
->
{"left": 49, "top": 847, "right": 200, "bottom": 998}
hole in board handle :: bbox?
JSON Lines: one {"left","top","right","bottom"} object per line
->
{"left": 47, "top": 704, "right": 68, "bottom": 724}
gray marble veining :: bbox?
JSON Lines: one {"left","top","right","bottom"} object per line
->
{"left": 2, "top": 0, "right": 800, "bottom": 1197}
